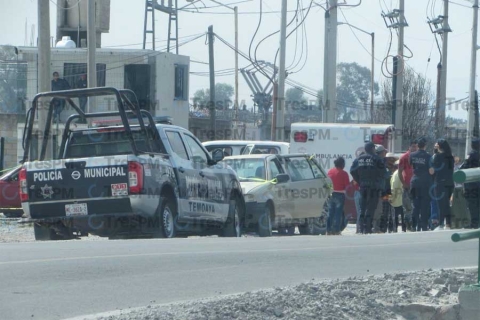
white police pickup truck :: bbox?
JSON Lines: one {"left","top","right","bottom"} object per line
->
{"left": 20, "top": 87, "right": 245, "bottom": 240}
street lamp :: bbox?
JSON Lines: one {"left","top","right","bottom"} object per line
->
{"left": 186, "top": 0, "right": 239, "bottom": 128}
{"left": 337, "top": 22, "right": 375, "bottom": 123}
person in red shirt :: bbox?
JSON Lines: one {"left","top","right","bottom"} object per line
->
{"left": 398, "top": 139, "right": 418, "bottom": 231}
{"left": 327, "top": 157, "right": 350, "bottom": 235}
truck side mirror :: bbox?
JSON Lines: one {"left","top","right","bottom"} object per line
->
{"left": 211, "top": 148, "right": 224, "bottom": 163}
{"left": 275, "top": 173, "right": 290, "bottom": 184}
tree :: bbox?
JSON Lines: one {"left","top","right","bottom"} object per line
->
{"left": 336, "top": 62, "right": 379, "bottom": 117}
{"left": 374, "top": 67, "right": 435, "bottom": 150}
{"left": 285, "top": 87, "right": 308, "bottom": 115}
{"left": 192, "top": 83, "right": 234, "bottom": 110}
{"left": 286, "top": 87, "right": 307, "bottom": 104}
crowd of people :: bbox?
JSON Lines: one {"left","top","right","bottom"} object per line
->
{"left": 326, "top": 137, "right": 480, "bottom": 235}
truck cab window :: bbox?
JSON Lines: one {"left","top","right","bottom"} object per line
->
{"left": 166, "top": 131, "right": 189, "bottom": 160}
{"left": 183, "top": 134, "right": 208, "bottom": 165}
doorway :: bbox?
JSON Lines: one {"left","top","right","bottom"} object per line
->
{"left": 124, "top": 64, "right": 151, "bottom": 111}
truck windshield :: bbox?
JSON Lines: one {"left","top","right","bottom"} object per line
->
{"left": 65, "top": 129, "right": 162, "bottom": 158}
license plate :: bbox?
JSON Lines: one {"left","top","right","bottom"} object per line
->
{"left": 65, "top": 203, "right": 88, "bottom": 216}
{"left": 111, "top": 183, "right": 128, "bottom": 196}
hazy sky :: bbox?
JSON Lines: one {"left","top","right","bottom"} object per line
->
{"left": 0, "top": 0, "right": 477, "bottom": 120}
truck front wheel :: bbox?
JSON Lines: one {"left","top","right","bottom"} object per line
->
{"left": 222, "top": 198, "right": 242, "bottom": 237}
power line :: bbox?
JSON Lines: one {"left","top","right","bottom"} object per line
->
{"left": 339, "top": 8, "right": 382, "bottom": 63}
{"left": 450, "top": 0, "right": 473, "bottom": 8}
{"left": 178, "top": 6, "right": 313, "bottom": 15}
{"left": 274, "top": 0, "right": 314, "bottom": 69}
{"left": 102, "top": 33, "right": 206, "bottom": 49}
{"left": 288, "top": 0, "right": 310, "bottom": 74}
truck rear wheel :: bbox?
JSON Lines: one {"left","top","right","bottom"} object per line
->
{"left": 154, "top": 197, "right": 177, "bottom": 238}
{"left": 33, "top": 224, "right": 64, "bottom": 241}
{"left": 222, "top": 198, "right": 242, "bottom": 237}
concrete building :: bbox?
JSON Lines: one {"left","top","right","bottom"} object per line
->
{"left": 4, "top": 46, "right": 190, "bottom": 166}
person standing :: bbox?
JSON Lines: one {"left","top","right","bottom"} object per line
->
{"left": 327, "top": 157, "right": 350, "bottom": 235}
{"left": 431, "top": 139, "right": 455, "bottom": 230}
{"left": 354, "top": 152, "right": 365, "bottom": 234}
{"left": 389, "top": 160, "right": 404, "bottom": 232}
{"left": 350, "top": 142, "right": 385, "bottom": 234}
{"left": 409, "top": 138, "right": 434, "bottom": 232}
{"left": 462, "top": 138, "right": 480, "bottom": 229}
{"left": 51, "top": 71, "right": 71, "bottom": 121}
{"left": 398, "top": 140, "right": 418, "bottom": 231}
{"left": 76, "top": 73, "right": 88, "bottom": 113}
{"left": 451, "top": 156, "right": 469, "bottom": 229}
{"left": 430, "top": 147, "right": 440, "bottom": 230}
{"left": 384, "top": 153, "right": 399, "bottom": 232}
{"left": 372, "top": 145, "right": 391, "bottom": 233}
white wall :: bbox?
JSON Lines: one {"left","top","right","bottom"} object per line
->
{"left": 154, "top": 52, "right": 190, "bottom": 129}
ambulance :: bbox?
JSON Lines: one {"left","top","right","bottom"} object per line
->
{"left": 290, "top": 123, "right": 395, "bottom": 222}
{"left": 290, "top": 123, "right": 395, "bottom": 173}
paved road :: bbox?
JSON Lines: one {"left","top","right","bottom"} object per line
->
{"left": 0, "top": 231, "right": 477, "bottom": 320}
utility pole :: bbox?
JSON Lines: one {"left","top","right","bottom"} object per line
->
{"left": 207, "top": 1, "right": 239, "bottom": 133}
{"left": 323, "top": 0, "right": 338, "bottom": 123}
{"left": 38, "top": 0, "right": 52, "bottom": 159}
{"left": 276, "top": 0, "right": 287, "bottom": 141}
{"left": 234, "top": 6, "right": 239, "bottom": 133}
{"left": 271, "top": 81, "right": 278, "bottom": 140}
{"left": 467, "top": 0, "right": 479, "bottom": 158}
{"left": 371, "top": 32, "right": 375, "bottom": 122}
{"left": 394, "top": 0, "right": 406, "bottom": 152}
{"left": 392, "top": 56, "right": 398, "bottom": 125}
{"left": 428, "top": 1, "right": 451, "bottom": 139}
{"left": 208, "top": 25, "right": 216, "bottom": 139}
{"left": 440, "top": 0, "right": 451, "bottom": 139}
{"left": 384, "top": 1, "right": 408, "bottom": 151}
{"left": 435, "top": 62, "right": 442, "bottom": 136}
{"left": 87, "top": 0, "right": 97, "bottom": 117}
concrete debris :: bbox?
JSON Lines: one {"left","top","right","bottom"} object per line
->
{"left": 87, "top": 268, "right": 477, "bottom": 320}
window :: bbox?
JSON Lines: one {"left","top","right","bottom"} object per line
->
{"left": 65, "top": 130, "right": 152, "bottom": 158}
{"left": 174, "top": 64, "right": 188, "bottom": 100}
{"left": 229, "top": 159, "right": 266, "bottom": 181}
{"left": 284, "top": 157, "right": 315, "bottom": 181}
{"left": 166, "top": 131, "right": 189, "bottom": 160}
{"left": 268, "top": 159, "right": 282, "bottom": 180}
{"left": 183, "top": 134, "right": 208, "bottom": 165}
{"left": 309, "top": 159, "right": 326, "bottom": 179}
{"left": 63, "top": 63, "right": 106, "bottom": 89}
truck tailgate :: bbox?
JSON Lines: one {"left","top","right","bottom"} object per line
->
{"left": 24, "top": 157, "right": 131, "bottom": 219}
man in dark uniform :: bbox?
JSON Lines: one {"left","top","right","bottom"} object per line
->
{"left": 76, "top": 73, "right": 88, "bottom": 113}
{"left": 51, "top": 71, "right": 70, "bottom": 121}
{"left": 462, "top": 138, "right": 480, "bottom": 229}
{"left": 350, "top": 142, "right": 386, "bottom": 234}
{"left": 409, "top": 137, "right": 434, "bottom": 231}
